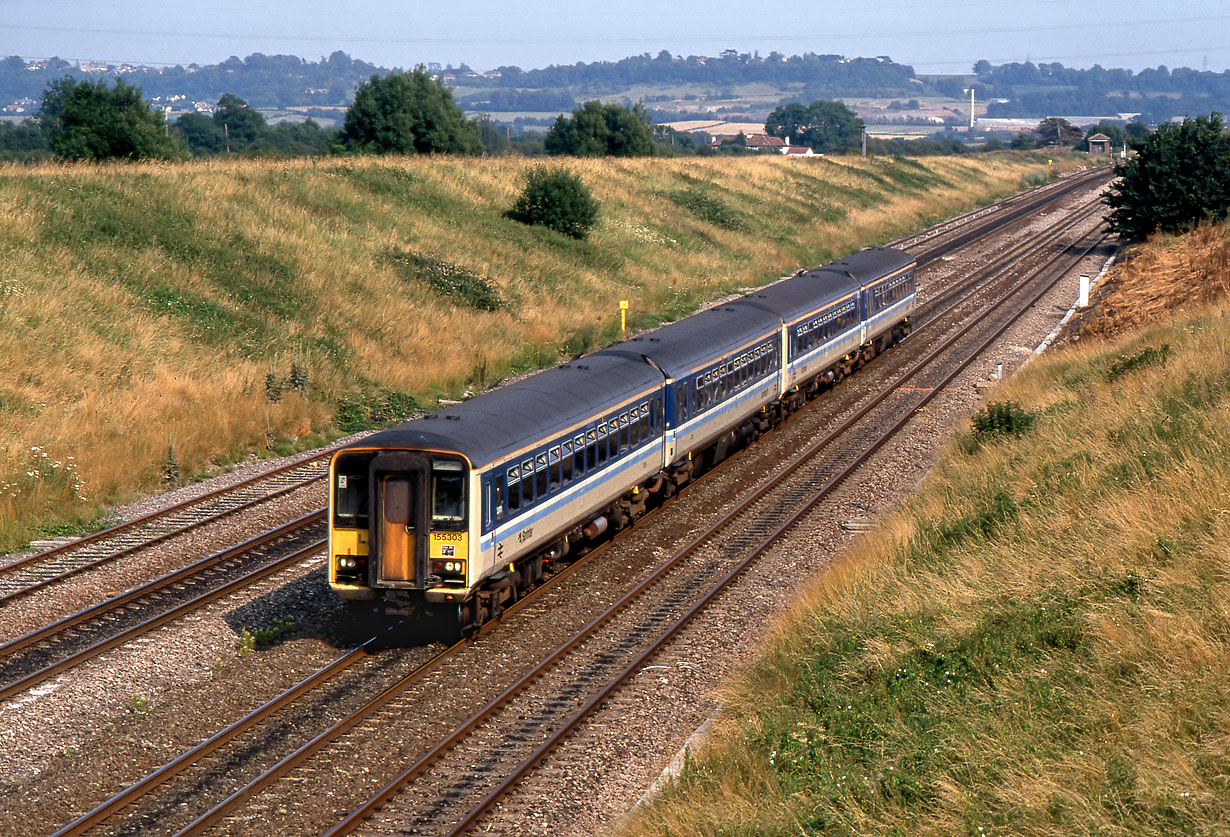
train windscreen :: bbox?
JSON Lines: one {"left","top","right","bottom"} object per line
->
{"left": 431, "top": 459, "right": 466, "bottom": 528}
{"left": 333, "top": 452, "right": 374, "bottom": 528}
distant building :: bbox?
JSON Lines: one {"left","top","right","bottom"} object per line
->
{"left": 1086, "top": 133, "right": 1113, "bottom": 155}
{"left": 745, "top": 135, "right": 786, "bottom": 152}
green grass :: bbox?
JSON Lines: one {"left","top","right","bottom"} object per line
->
{"left": 624, "top": 266, "right": 1230, "bottom": 834}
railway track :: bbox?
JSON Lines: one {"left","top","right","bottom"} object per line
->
{"left": 38, "top": 177, "right": 1114, "bottom": 836}
{"left": 0, "top": 171, "right": 1106, "bottom": 711}
{"left": 328, "top": 222, "right": 1113, "bottom": 837}
{"left": 896, "top": 165, "right": 1109, "bottom": 262}
{"left": 0, "top": 450, "right": 334, "bottom": 606}
{"left": 0, "top": 166, "right": 1106, "bottom": 619}
{"left": 913, "top": 187, "right": 1109, "bottom": 320}
{"left": 0, "top": 512, "right": 325, "bottom": 704}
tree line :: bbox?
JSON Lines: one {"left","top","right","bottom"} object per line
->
{"left": 7, "top": 51, "right": 1230, "bottom": 123}
{"left": 3, "top": 70, "right": 671, "bottom": 162}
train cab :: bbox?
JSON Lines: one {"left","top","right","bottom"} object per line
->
{"left": 329, "top": 447, "right": 476, "bottom": 611}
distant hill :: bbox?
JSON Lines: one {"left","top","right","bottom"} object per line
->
{"left": 3, "top": 50, "right": 1230, "bottom": 125}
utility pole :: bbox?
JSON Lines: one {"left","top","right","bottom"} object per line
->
{"left": 964, "top": 87, "right": 975, "bottom": 130}
{"left": 860, "top": 125, "right": 866, "bottom": 157}
{"left": 224, "top": 122, "right": 230, "bottom": 154}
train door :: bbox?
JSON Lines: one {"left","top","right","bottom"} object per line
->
{"left": 371, "top": 453, "right": 430, "bottom": 586}
{"left": 859, "top": 288, "right": 870, "bottom": 346}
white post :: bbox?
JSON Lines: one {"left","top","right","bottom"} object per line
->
{"left": 996, "top": 363, "right": 1003, "bottom": 380}
{"left": 969, "top": 87, "right": 975, "bottom": 130}
{"left": 1078, "top": 274, "right": 1090, "bottom": 307}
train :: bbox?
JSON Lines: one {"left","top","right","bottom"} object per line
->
{"left": 328, "top": 247, "right": 917, "bottom": 631}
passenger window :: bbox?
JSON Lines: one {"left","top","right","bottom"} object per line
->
{"left": 549, "top": 446, "right": 562, "bottom": 489}
{"left": 596, "top": 425, "right": 609, "bottom": 463}
{"left": 568, "top": 435, "right": 581, "bottom": 474}
{"left": 494, "top": 476, "right": 505, "bottom": 519}
{"left": 507, "top": 467, "right": 521, "bottom": 511}
{"left": 522, "top": 459, "right": 535, "bottom": 501}
{"left": 536, "top": 453, "right": 549, "bottom": 496}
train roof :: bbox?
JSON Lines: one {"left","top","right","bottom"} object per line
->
{"left": 593, "top": 303, "right": 782, "bottom": 378}
{"left": 740, "top": 247, "right": 915, "bottom": 323}
{"left": 353, "top": 353, "right": 663, "bottom": 469}
{"left": 826, "top": 246, "right": 915, "bottom": 281}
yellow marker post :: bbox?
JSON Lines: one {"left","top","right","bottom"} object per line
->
{"left": 619, "top": 300, "right": 629, "bottom": 334}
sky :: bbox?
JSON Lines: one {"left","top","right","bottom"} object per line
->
{"left": 2, "top": 0, "right": 1229, "bottom": 75}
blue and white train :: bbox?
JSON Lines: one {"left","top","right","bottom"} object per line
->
{"left": 328, "top": 247, "right": 916, "bottom": 629}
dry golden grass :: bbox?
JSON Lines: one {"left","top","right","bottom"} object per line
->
{"left": 622, "top": 225, "right": 1230, "bottom": 835}
{"left": 1078, "top": 221, "right": 1230, "bottom": 339}
{"left": 0, "top": 152, "right": 1078, "bottom": 549}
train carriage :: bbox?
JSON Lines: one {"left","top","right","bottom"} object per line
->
{"left": 329, "top": 353, "right": 664, "bottom": 623}
{"left": 594, "top": 304, "right": 783, "bottom": 473}
{"left": 746, "top": 247, "right": 916, "bottom": 393}
{"left": 329, "top": 246, "right": 917, "bottom": 631}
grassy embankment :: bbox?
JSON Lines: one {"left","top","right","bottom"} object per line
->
{"left": 623, "top": 223, "right": 1230, "bottom": 835}
{"left": 0, "top": 152, "right": 1081, "bottom": 551}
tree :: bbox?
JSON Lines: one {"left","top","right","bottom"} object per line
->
{"left": 764, "top": 102, "right": 813, "bottom": 146}
{"left": 1106, "top": 112, "right": 1230, "bottom": 239}
{"left": 1010, "top": 131, "right": 1038, "bottom": 150}
{"left": 175, "top": 111, "right": 225, "bottom": 155}
{"left": 1034, "top": 116, "right": 1083, "bottom": 147}
{"left": 544, "top": 101, "right": 656, "bottom": 157}
{"left": 0, "top": 119, "right": 50, "bottom": 161}
{"left": 213, "top": 93, "right": 267, "bottom": 151}
{"left": 339, "top": 67, "right": 481, "bottom": 155}
{"left": 506, "top": 166, "right": 599, "bottom": 239}
{"left": 473, "top": 114, "right": 511, "bottom": 155}
{"left": 1125, "top": 121, "right": 1150, "bottom": 144}
{"left": 38, "top": 77, "right": 185, "bottom": 161}
{"left": 765, "top": 99, "right": 863, "bottom": 153}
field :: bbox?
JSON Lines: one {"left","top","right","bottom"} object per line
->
{"left": 0, "top": 152, "right": 1080, "bottom": 551}
{"left": 622, "top": 222, "right": 1230, "bottom": 835}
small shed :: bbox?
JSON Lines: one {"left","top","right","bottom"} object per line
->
{"left": 1087, "top": 133, "right": 1112, "bottom": 155}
